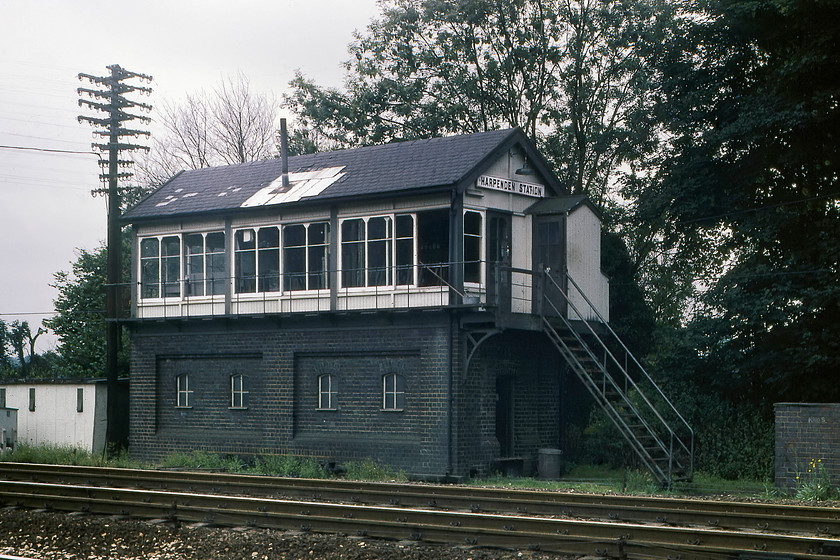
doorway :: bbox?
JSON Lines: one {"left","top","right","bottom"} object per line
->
{"left": 486, "top": 212, "right": 512, "bottom": 312}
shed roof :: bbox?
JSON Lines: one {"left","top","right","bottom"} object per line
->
{"left": 122, "top": 128, "right": 553, "bottom": 223}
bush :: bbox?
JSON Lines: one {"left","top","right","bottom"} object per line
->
{"left": 253, "top": 454, "right": 330, "bottom": 478}
{"left": 160, "top": 450, "right": 246, "bottom": 472}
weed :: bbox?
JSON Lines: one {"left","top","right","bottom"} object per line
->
{"left": 795, "top": 458, "right": 837, "bottom": 502}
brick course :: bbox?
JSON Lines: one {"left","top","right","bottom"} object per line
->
{"left": 775, "top": 403, "right": 840, "bottom": 490}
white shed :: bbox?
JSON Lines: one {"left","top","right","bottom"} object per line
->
{"left": 0, "top": 379, "right": 111, "bottom": 454}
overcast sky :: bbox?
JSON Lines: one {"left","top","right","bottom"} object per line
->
{"left": 1, "top": 0, "right": 381, "bottom": 353}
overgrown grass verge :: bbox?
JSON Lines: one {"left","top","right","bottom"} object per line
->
{"left": 0, "top": 443, "right": 135, "bottom": 468}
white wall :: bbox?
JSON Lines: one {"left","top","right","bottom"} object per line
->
{"left": 566, "top": 204, "right": 610, "bottom": 322}
{"left": 0, "top": 383, "right": 107, "bottom": 453}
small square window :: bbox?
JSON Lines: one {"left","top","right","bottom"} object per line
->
{"left": 176, "top": 374, "right": 193, "bottom": 408}
{"left": 382, "top": 373, "right": 405, "bottom": 411}
{"left": 230, "top": 374, "right": 248, "bottom": 409}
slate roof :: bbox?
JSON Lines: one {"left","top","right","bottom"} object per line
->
{"left": 123, "top": 128, "right": 533, "bottom": 223}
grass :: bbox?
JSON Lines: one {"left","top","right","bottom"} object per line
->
{"left": 0, "top": 444, "right": 792, "bottom": 498}
{"left": 470, "top": 464, "right": 774, "bottom": 498}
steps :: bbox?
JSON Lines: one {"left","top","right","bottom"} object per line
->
{"left": 542, "top": 272, "right": 694, "bottom": 488}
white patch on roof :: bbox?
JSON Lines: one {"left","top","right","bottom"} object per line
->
{"left": 155, "top": 199, "right": 175, "bottom": 207}
{"left": 241, "top": 166, "right": 345, "bottom": 208}
{"left": 183, "top": 192, "right": 198, "bottom": 198}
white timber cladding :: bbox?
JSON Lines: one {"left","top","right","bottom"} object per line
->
{"left": 0, "top": 382, "right": 108, "bottom": 453}
{"left": 566, "top": 204, "right": 610, "bottom": 321}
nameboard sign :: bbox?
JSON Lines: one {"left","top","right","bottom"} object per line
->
{"left": 476, "top": 175, "right": 545, "bottom": 198}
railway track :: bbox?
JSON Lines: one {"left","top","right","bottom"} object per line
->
{"left": 1, "top": 463, "right": 839, "bottom": 560}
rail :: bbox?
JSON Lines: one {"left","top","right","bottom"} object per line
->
{"left": 540, "top": 269, "right": 694, "bottom": 486}
{"left": 1, "top": 465, "right": 839, "bottom": 559}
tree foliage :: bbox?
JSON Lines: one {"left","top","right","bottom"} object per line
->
{"left": 288, "top": 0, "right": 670, "bottom": 205}
{"left": 639, "top": 0, "right": 840, "bottom": 404}
{"left": 45, "top": 246, "right": 129, "bottom": 378}
{"left": 0, "top": 319, "right": 52, "bottom": 379}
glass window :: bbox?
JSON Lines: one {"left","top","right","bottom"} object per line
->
{"left": 464, "top": 211, "right": 483, "bottom": 284}
{"left": 185, "top": 233, "right": 206, "bottom": 297}
{"left": 283, "top": 224, "right": 307, "bottom": 291}
{"left": 29, "top": 387, "right": 36, "bottom": 412}
{"left": 395, "top": 214, "right": 414, "bottom": 286}
{"left": 0, "top": 387, "right": 5, "bottom": 409}
{"left": 307, "top": 223, "right": 330, "bottom": 290}
{"left": 230, "top": 374, "right": 248, "bottom": 409}
{"left": 382, "top": 373, "right": 405, "bottom": 411}
{"left": 176, "top": 374, "right": 193, "bottom": 408}
{"left": 258, "top": 227, "right": 280, "bottom": 292}
{"left": 77, "top": 387, "right": 84, "bottom": 413}
{"left": 161, "top": 236, "right": 181, "bottom": 297}
{"left": 140, "top": 238, "right": 160, "bottom": 298}
{"left": 235, "top": 229, "right": 257, "bottom": 293}
{"left": 341, "top": 219, "right": 365, "bottom": 287}
{"left": 206, "top": 232, "right": 226, "bottom": 296}
{"left": 367, "top": 217, "right": 392, "bottom": 286}
{"left": 318, "top": 374, "right": 337, "bottom": 410}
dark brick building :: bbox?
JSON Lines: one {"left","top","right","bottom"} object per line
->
{"left": 122, "top": 128, "right": 687, "bottom": 481}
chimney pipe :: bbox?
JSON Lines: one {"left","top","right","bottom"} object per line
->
{"left": 280, "top": 118, "right": 289, "bottom": 191}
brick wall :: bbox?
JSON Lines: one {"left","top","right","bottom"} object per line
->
{"left": 457, "top": 330, "right": 562, "bottom": 476}
{"left": 775, "top": 403, "right": 840, "bottom": 490}
{"left": 129, "top": 312, "right": 565, "bottom": 479}
{"left": 130, "top": 313, "right": 452, "bottom": 477}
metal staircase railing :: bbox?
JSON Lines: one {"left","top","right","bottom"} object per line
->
{"left": 541, "top": 269, "right": 694, "bottom": 487}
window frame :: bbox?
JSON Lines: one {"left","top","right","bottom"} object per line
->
{"left": 230, "top": 374, "right": 248, "bottom": 410}
{"left": 184, "top": 231, "right": 226, "bottom": 298}
{"left": 139, "top": 235, "right": 182, "bottom": 299}
{"left": 283, "top": 221, "right": 331, "bottom": 292}
{"left": 317, "top": 373, "right": 338, "bottom": 410}
{"left": 175, "top": 374, "right": 193, "bottom": 409}
{"left": 463, "top": 209, "right": 484, "bottom": 285}
{"left": 381, "top": 373, "right": 405, "bottom": 412}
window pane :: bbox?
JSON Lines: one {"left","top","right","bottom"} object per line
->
{"left": 395, "top": 215, "right": 414, "bottom": 286}
{"left": 184, "top": 234, "right": 205, "bottom": 297}
{"left": 206, "top": 232, "right": 226, "bottom": 296}
{"left": 308, "top": 246, "right": 328, "bottom": 290}
{"left": 140, "top": 238, "right": 159, "bottom": 258}
{"left": 284, "top": 224, "right": 306, "bottom": 247}
{"left": 140, "top": 238, "right": 160, "bottom": 298}
{"left": 464, "top": 211, "right": 482, "bottom": 235}
{"left": 308, "top": 222, "right": 328, "bottom": 245}
{"left": 258, "top": 228, "right": 280, "bottom": 292}
{"left": 367, "top": 217, "right": 391, "bottom": 286}
{"left": 161, "top": 236, "right": 181, "bottom": 297}
{"left": 284, "top": 247, "right": 306, "bottom": 291}
{"left": 341, "top": 219, "right": 365, "bottom": 287}
{"left": 235, "top": 230, "right": 256, "bottom": 293}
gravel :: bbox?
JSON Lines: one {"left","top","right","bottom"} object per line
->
{"left": 0, "top": 509, "right": 584, "bottom": 560}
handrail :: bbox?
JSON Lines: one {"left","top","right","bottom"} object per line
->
{"left": 542, "top": 269, "right": 694, "bottom": 481}
{"left": 562, "top": 272, "right": 694, "bottom": 443}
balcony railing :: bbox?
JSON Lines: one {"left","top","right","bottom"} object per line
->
{"left": 121, "top": 262, "right": 491, "bottom": 320}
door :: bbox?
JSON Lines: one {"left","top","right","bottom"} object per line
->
{"left": 486, "top": 212, "right": 512, "bottom": 313}
{"left": 533, "top": 214, "right": 566, "bottom": 317}
{"left": 495, "top": 376, "right": 514, "bottom": 457}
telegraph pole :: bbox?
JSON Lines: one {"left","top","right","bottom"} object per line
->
{"left": 78, "top": 65, "right": 152, "bottom": 451}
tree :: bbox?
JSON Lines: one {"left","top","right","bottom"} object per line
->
{"left": 287, "top": 0, "right": 670, "bottom": 205}
{"left": 639, "top": 0, "right": 840, "bottom": 404}
{"left": 0, "top": 319, "right": 48, "bottom": 379}
{"left": 136, "top": 72, "right": 279, "bottom": 188}
{"left": 46, "top": 246, "right": 129, "bottom": 378}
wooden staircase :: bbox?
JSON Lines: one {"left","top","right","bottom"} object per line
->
{"left": 541, "top": 271, "right": 694, "bottom": 487}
